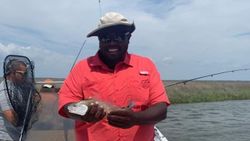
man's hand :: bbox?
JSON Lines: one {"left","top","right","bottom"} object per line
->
{"left": 107, "top": 108, "right": 137, "bottom": 129}
{"left": 107, "top": 102, "right": 168, "bottom": 128}
{"left": 82, "top": 102, "right": 106, "bottom": 122}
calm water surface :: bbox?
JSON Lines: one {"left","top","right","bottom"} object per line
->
{"left": 26, "top": 92, "right": 250, "bottom": 141}
{"left": 158, "top": 100, "right": 250, "bottom": 141}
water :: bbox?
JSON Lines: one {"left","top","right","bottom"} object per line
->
{"left": 26, "top": 92, "right": 250, "bottom": 141}
{"left": 157, "top": 100, "right": 250, "bottom": 141}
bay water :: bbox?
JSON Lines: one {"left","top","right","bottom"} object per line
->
{"left": 157, "top": 100, "right": 250, "bottom": 141}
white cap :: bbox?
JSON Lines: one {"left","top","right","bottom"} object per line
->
{"left": 87, "top": 12, "right": 135, "bottom": 37}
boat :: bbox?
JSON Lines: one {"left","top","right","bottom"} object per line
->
{"left": 154, "top": 126, "right": 168, "bottom": 141}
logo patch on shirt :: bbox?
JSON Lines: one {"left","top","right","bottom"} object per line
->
{"left": 139, "top": 70, "right": 150, "bottom": 88}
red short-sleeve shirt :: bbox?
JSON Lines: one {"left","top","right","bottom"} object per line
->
{"left": 58, "top": 53, "right": 170, "bottom": 141}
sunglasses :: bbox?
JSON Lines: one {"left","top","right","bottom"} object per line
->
{"left": 98, "top": 32, "right": 130, "bottom": 44}
{"left": 15, "top": 70, "right": 27, "bottom": 77}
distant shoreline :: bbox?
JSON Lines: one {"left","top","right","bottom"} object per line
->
{"left": 164, "top": 80, "right": 250, "bottom": 104}
{"left": 1, "top": 77, "right": 250, "bottom": 83}
{"left": 1, "top": 77, "right": 249, "bottom": 104}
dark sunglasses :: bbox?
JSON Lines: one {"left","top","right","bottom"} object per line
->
{"left": 98, "top": 32, "right": 130, "bottom": 44}
{"left": 15, "top": 70, "right": 27, "bottom": 77}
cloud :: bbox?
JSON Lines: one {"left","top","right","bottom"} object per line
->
{"left": 0, "top": 43, "right": 75, "bottom": 77}
{"left": 233, "top": 32, "right": 250, "bottom": 37}
{"left": 0, "top": 0, "right": 250, "bottom": 80}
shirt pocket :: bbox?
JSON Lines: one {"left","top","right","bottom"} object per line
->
{"left": 127, "top": 71, "right": 150, "bottom": 111}
{"left": 82, "top": 77, "right": 107, "bottom": 99}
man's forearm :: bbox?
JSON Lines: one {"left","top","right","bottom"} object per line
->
{"left": 3, "top": 110, "right": 18, "bottom": 126}
{"left": 134, "top": 102, "right": 167, "bottom": 125}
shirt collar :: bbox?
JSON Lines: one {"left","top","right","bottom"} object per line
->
{"left": 123, "top": 52, "right": 133, "bottom": 67}
{"left": 88, "top": 52, "right": 133, "bottom": 68}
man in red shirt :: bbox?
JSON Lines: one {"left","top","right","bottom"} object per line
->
{"left": 58, "top": 12, "right": 170, "bottom": 141}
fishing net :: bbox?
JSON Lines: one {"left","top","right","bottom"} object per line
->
{"left": 3, "top": 55, "right": 41, "bottom": 139}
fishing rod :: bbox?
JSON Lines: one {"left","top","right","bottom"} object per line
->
{"left": 70, "top": 0, "right": 102, "bottom": 71}
{"left": 70, "top": 39, "right": 87, "bottom": 71}
{"left": 63, "top": 0, "right": 102, "bottom": 139}
{"left": 98, "top": 0, "right": 102, "bottom": 18}
{"left": 166, "top": 68, "right": 250, "bottom": 87}
{"left": 62, "top": 39, "right": 87, "bottom": 141}
{"left": 63, "top": 0, "right": 106, "bottom": 138}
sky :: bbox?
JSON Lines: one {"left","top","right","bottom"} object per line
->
{"left": 0, "top": 0, "right": 250, "bottom": 80}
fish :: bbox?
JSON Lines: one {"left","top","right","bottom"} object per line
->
{"left": 68, "top": 98, "right": 123, "bottom": 116}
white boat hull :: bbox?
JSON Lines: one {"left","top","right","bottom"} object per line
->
{"left": 154, "top": 126, "right": 168, "bottom": 141}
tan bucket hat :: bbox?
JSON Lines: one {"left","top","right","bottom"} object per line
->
{"left": 87, "top": 12, "right": 135, "bottom": 37}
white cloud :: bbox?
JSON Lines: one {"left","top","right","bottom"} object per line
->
{"left": 0, "top": 43, "right": 75, "bottom": 78}
{"left": 0, "top": 0, "right": 250, "bottom": 80}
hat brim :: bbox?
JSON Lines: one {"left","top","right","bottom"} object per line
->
{"left": 87, "top": 23, "right": 135, "bottom": 37}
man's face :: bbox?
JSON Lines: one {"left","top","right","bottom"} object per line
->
{"left": 98, "top": 32, "right": 130, "bottom": 62}
{"left": 14, "top": 64, "right": 27, "bottom": 83}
